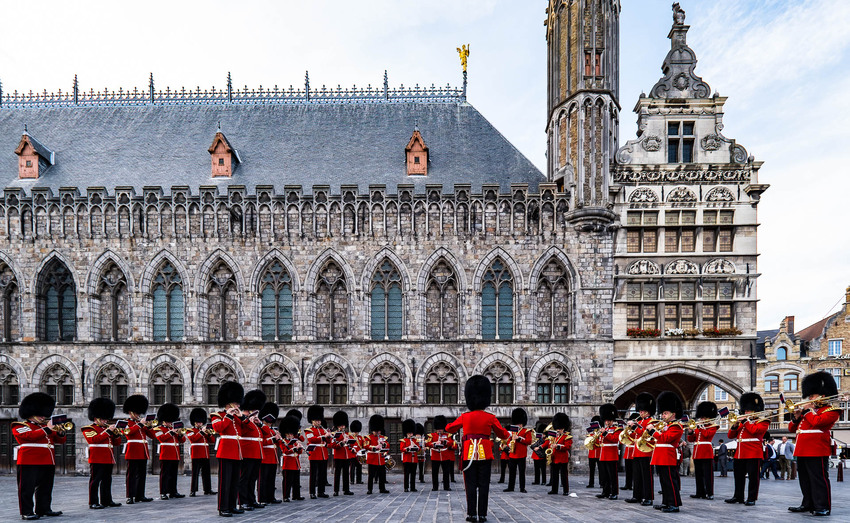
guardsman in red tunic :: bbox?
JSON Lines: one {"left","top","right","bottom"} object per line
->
{"left": 625, "top": 392, "right": 657, "bottom": 506}
{"left": 83, "top": 397, "right": 122, "bottom": 509}
{"left": 349, "top": 419, "right": 365, "bottom": 485}
{"left": 257, "top": 402, "right": 282, "bottom": 505}
{"left": 622, "top": 413, "right": 639, "bottom": 491}
{"left": 597, "top": 403, "right": 623, "bottom": 500}
{"left": 304, "top": 405, "right": 331, "bottom": 499}
{"left": 235, "top": 389, "right": 266, "bottom": 511}
{"left": 284, "top": 409, "right": 306, "bottom": 499}
{"left": 530, "top": 421, "right": 547, "bottom": 486}
{"left": 725, "top": 392, "right": 769, "bottom": 506}
{"left": 365, "top": 414, "right": 390, "bottom": 494}
{"left": 446, "top": 375, "right": 510, "bottom": 522}
{"left": 277, "top": 415, "right": 304, "bottom": 502}
{"left": 427, "top": 415, "right": 457, "bottom": 491}
{"left": 212, "top": 381, "right": 245, "bottom": 517}
{"left": 122, "top": 394, "right": 156, "bottom": 504}
{"left": 154, "top": 402, "right": 185, "bottom": 500}
{"left": 788, "top": 371, "right": 842, "bottom": 517}
{"left": 503, "top": 408, "right": 533, "bottom": 493}
{"left": 497, "top": 437, "right": 509, "bottom": 484}
{"left": 539, "top": 413, "right": 573, "bottom": 495}
{"left": 14, "top": 392, "right": 66, "bottom": 520}
{"left": 399, "top": 419, "right": 420, "bottom": 492}
{"left": 649, "top": 391, "right": 685, "bottom": 513}
{"left": 586, "top": 415, "right": 601, "bottom": 488}
{"left": 688, "top": 401, "right": 719, "bottom": 500}
{"left": 187, "top": 407, "right": 216, "bottom": 497}
{"left": 330, "top": 410, "right": 354, "bottom": 497}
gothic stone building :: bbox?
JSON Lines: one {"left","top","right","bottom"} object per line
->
{"left": 0, "top": 1, "right": 767, "bottom": 472}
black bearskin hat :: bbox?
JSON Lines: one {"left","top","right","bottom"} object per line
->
{"left": 157, "top": 402, "right": 180, "bottom": 423}
{"left": 740, "top": 392, "right": 764, "bottom": 413}
{"left": 695, "top": 401, "right": 718, "bottom": 420}
{"left": 217, "top": 381, "right": 244, "bottom": 408}
{"left": 590, "top": 415, "right": 601, "bottom": 424}
{"left": 599, "top": 403, "right": 618, "bottom": 422}
{"left": 402, "top": 419, "right": 416, "bottom": 435}
{"left": 123, "top": 394, "right": 149, "bottom": 415}
{"left": 634, "top": 392, "right": 656, "bottom": 415}
{"left": 535, "top": 421, "right": 547, "bottom": 433}
{"left": 286, "top": 408, "right": 303, "bottom": 420}
{"left": 552, "top": 412, "right": 571, "bottom": 432}
{"left": 88, "top": 397, "right": 116, "bottom": 421}
{"left": 465, "top": 375, "right": 491, "bottom": 411}
{"left": 259, "top": 402, "right": 279, "bottom": 421}
{"left": 802, "top": 371, "right": 839, "bottom": 399}
{"left": 369, "top": 414, "right": 385, "bottom": 434}
{"left": 333, "top": 410, "right": 349, "bottom": 429}
{"left": 657, "top": 391, "right": 684, "bottom": 418}
{"left": 19, "top": 392, "right": 55, "bottom": 420}
{"left": 350, "top": 420, "right": 362, "bottom": 433}
{"left": 415, "top": 422, "right": 425, "bottom": 435}
{"left": 511, "top": 407, "right": 528, "bottom": 425}
{"left": 189, "top": 407, "right": 208, "bottom": 424}
{"left": 763, "top": 431, "right": 772, "bottom": 442}
{"left": 307, "top": 405, "right": 324, "bottom": 423}
{"left": 241, "top": 389, "right": 267, "bottom": 412}
{"left": 279, "top": 415, "right": 300, "bottom": 436}
{"left": 628, "top": 412, "right": 640, "bottom": 421}
{"left": 433, "top": 415, "right": 448, "bottom": 431}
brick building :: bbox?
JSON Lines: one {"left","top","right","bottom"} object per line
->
{"left": 0, "top": 1, "right": 767, "bottom": 472}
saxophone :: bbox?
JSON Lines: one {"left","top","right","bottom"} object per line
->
{"left": 508, "top": 430, "right": 517, "bottom": 454}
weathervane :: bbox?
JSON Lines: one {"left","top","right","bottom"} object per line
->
{"left": 457, "top": 44, "right": 470, "bottom": 101}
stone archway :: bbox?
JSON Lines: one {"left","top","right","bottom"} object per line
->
{"left": 613, "top": 364, "right": 745, "bottom": 412}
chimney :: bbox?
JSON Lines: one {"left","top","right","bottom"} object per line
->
{"left": 785, "top": 316, "right": 794, "bottom": 335}
{"left": 846, "top": 286, "right": 850, "bottom": 316}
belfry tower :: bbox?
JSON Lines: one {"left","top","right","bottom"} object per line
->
{"left": 545, "top": 0, "right": 620, "bottom": 229}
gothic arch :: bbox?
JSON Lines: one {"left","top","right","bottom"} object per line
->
{"left": 30, "top": 354, "right": 80, "bottom": 397}
{"left": 0, "top": 250, "right": 26, "bottom": 295}
{"left": 359, "top": 248, "right": 412, "bottom": 293}
{"left": 86, "top": 250, "right": 136, "bottom": 295}
{"left": 416, "top": 248, "right": 469, "bottom": 292}
{"left": 195, "top": 249, "right": 246, "bottom": 296}
{"left": 305, "top": 249, "right": 358, "bottom": 294}
{"left": 84, "top": 354, "right": 136, "bottom": 397}
{"left": 139, "top": 353, "right": 192, "bottom": 392}
{"left": 195, "top": 353, "right": 247, "bottom": 401}
{"left": 31, "top": 250, "right": 80, "bottom": 296}
{"left": 528, "top": 246, "right": 580, "bottom": 291}
{"left": 139, "top": 249, "right": 191, "bottom": 295}
{"left": 0, "top": 354, "right": 27, "bottom": 388}
{"left": 762, "top": 362, "right": 805, "bottom": 376}
{"left": 249, "top": 249, "right": 302, "bottom": 294}
{"left": 247, "top": 353, "right": 302, "bottom": 399}
{"left": 528, "top": 352, "right": 582, "bottom": 386}
{"left": 415, "top": 352, "right": 468, "bottom": 400}
{"left": 472, "top": 352, "right": 523, "bottom": 382}
{"left": 359, "top": 352, "right": 410, "bottom": 398}
{"left": 303, "top": 353, "right": 357, "bottom": 402}
{"left": 472, "top": 247, "right": 524, "bottom": 292}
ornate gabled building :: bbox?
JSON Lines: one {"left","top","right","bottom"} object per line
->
{"left": 0, "top": 1, "right": 766, "bottom": 472}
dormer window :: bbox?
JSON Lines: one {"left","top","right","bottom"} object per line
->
{"left": 15, "top": 131, "right": 55, "bottom": 179}
{"left": 668, "top": 121, "right": 695, "bottom": 163}
{"left": 26, "top": 161, "right": 32, "bottom": 168}
{"left": 218, "top": 158, "right": 224, "bottom": 166}
{"left": 208, "top": 130, "right": 241, "bottom": 177}
{"left": 405, "top": 129, "right": 429, "bottom": 176}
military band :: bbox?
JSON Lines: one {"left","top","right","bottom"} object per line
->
{"left": 9, "top": 371, "right": 844, "bottom": 519}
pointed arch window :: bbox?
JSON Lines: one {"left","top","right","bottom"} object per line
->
{"left": 315, "top": 260, "right": 348, "bottom": 340}
{"left": 370, "top": 362, "right": 403, "bottom": 405}
{"left": 204, "top": 362, "right": 236, "bottom": 405}
{"left": 481, "top": 259, "right": 513, "bottom": 340}
{"left": 259, "top": 362, "right": 293, "bottom": 405}
{"left": 42, "top": 363, "right": 74, "bottom": 405}
{"left": 424, "top": 362, "right": 458, "bottom": 405}
{"left": 371, "top": 260, "right": 403, "bottom": 340}
{"left": 315, "top": 362, "right": 347, "bottom": 405}
{"left": 206, "top": 261, "right": 238, "bottom": 341}
{"left": 0, "top": 264, "right": 21, "bottom": 341}
{"left": 260, "top": 261, "right": 293, "bottom": 341}
{"left": 150, "top": 362, "right": 184, "bottom": 405}
{"left": 536, "top": 259, "right": 571, "bottom": 338}
{"left": 484, "top": 362, "right": 514, "bottom": 405}
{"left": 0, "top": 364, "right": 20, "bottom": 405}
{"left": 425, "top": 259, "right": 459, "bottom": 339}
{"left": 152, "top": 261, "right": 183, "bottom": 341}
{"left": 96, "top": 363, "right": 129, "bottom": 405}
{"left": 37, "top": 259, "right": 76, "bottom": 341}
{"left": 535, "top": 362, "right": 571, "bottom": 404}
{"left": 95, "top": 262, "right": 129, "bottom": 341}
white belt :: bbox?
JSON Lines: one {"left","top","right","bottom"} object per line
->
{"left": 19, "top": 443, "right": 54, "bottom": 449}
{"left": 241, "top": 437, "right": 263, "bottom": 442}
{"left": 798, "top": 430, "right": 826, "bottom": 434}
{"left": 739, "top": 439, "right": 760, "bottom": 443}
{"left": 126, "top": 440, "right": 147, "bottom": 444}
{"left": 159, "top": 442, "right": 180, "bottom": 446}
{"left": 655, "top": 444, "right": 674, "bottom": 448}
{"left": 263, "top": 445, "right": 276, "bottom": 449}
{"left": 191, "top": 443, "right": 210, "bottom": 447}
{"left": 695, "top": 441, "right": 712, "bottom": 445}
{"left": 219, "top": 435, "right": 240, "bottom": 440}
{"left": 89, "top": 444, "right": 113, "bottom": 448}
{"left": 602, "top": 443, "right": 618, "bottom": 447}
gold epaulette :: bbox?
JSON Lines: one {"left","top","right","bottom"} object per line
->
{"left": 822, "top": 406, "right": 839, "bottom": 413}
{"left": 211, "top": 412, "right": 223, "bottom": 420}
{"left": 11, "top": 421, "right": 27, "bottom": 428}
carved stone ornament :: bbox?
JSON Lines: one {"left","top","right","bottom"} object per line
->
{"left": 665, "top": 259, "right": 698, "bottom": 275}
{"left": 650, "top": 4, "right": 711, "bottom": 100}
{"left": 641, "top": 135, "right": 663, "bottom": 152}
{"left": 703, "top": 259, "right": 736, "bottom": 274}
{"left": 700, "top": 134, "right": 722, "bottom": 151}
{"left": 732, "top": 144, "right": 748, "bottom": 164}
{"left": 628, "top": 188, "right": 659, "bottom": 203}
{"left": 614, "top": 169, "right": 750, "bottom": 184}
{"left": 667, "top": 186, "right": 697, "bottom": 203}
{"left": 705, "top": 187, "right": 734, "bottom": 202}
{"left": 627, "top": 260, "right": 660, "bottom": 275}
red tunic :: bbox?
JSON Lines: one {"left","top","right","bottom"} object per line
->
{"left": 789, "top": 406, "right": 840, "bottom": 457}
{"left": 650, "top": 423, "right": 683, "bottom": 466}
{"left": 400, "top": 437, "right": 420, "bottom": 463}
{"left": 687, "top": 426, "right": 719, "bottom": 460}
{"left": 260, "top": 425, "right": 279, "bottom": 465}
{"left": 531, "top": 433, "right": 544, "bottom": 461}
{"left": 13, "top": 421, "right": 67, "bottom": 466}
{"left": 728, "top": 419, "right": 769, "bottom": 460}
{"left": 599, "top": 426, "right": 622, "bottom": 462}
{"left": 305, "top": 426, "right": 331, "bottom": 461}
{"left": 238, "top": 418, "right": 264, "bottom": 460}
{"left": 154, "top": 427, "right": 185, "bottom": 461}
{"left": 344, "top": 433, "right": 360, "bottom": 460}
{"left": 540, "top": 434, "right": 572, "bottom": 464}
{"left": 123, "top": 419, "right": 155, "bottom": 460}
{"left": 364, "top": 434, "right": 388, "bottom": 466}
{"left": 212, "top": 412, "right": 244, "bottom": 461}
{"left": 507, "top": 427, "right": 534, "bottom": 459}
{"left": 426, "top": 432, "right": 456, "bottom": 461}
{"left": 186, "top": 427, "right": 213, "bottom": 459}
{"left": 277, "top": 437, "right": 302, "bottom": 470}
{"left": 631, "top": 417, "right": 654, "bottom": 459}
{"left": 83, "top": 424, "right": 121, "bottom": 464}
{"left": 445, "top": 411, "right": 510, "bottom": 461}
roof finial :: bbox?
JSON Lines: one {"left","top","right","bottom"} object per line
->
{"left": 457, "top": 44, "right": 469, "bottom": 101}
{"left": 414, "top": 118, "right": 419, "bottom": 132}
{"left": 383, "top": 70, "right": 389, "bottom": 100}
{"left": 24, "top": 123, "right": 28, "bottom": 134}
{"left": 217, "top": 120, "right": 221, "bottom": 132}
{"left": 672, "top": 2, "right": 686, "bottom": 25}
{"left": 305, "top": 71, "right": 310, "bottom": 101}
{"left": 73, "top": 74, "right": 79, "bottom": 105}
{"left": 227, "top": 71, "right": 233, "bottom": 103}
{"left": 148, "top": 72, "right": 154, "bottom": 104}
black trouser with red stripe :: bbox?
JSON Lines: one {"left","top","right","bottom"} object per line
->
{"left": 191, "top": 458, "right": 212, "bottom": 494}
{"left": 350, "top": 458, "right": 363, "bottom": 484}
{"left": 656, "top": 464, "right": 681, "bottom": 507}
{"left": 733, "top": 458, "right": 761, "bottom": 502}
{"left": 623, "top": 458, "right": 633, "bottom": 489}
{"left": 632, "top": 456, "right": 653, "bottom": 501}
{"left": 694, "top": 458, "right": 714, "bottom": 497}
{"left": 432, "top": 460, "right": 452, "bottom": 490}
{"left": 507, "top": 457, "right": 526, "bottom": 491}
{"left": 550, "top": 462, "right": 569, "bottom": 494}
{"left": 403, "top": 462, "right": 417, "bottom": 490}
{"left": 367, "top": 464, "right": 387, "bottom": 492}
{"left": 258, "top": 463, "right": 278, "bottom": 502}
{"left": 159, "top": 460, "right": 178, "bottom": 496}
{"left": 498, "top": 457, "right": 508, "bottom": 482}
{"left": 218, "top": 458, "right": 240, "bottom": 512}
{"left": 462, "top": 460, "right": 492, "bottom": 518}
{"left": 309, "top": 460, "right": 328, "bottom": 496}
{"left": 587, "top": 457, "right": 599, "bottom": 487}
{"left": 533, "top": 458, "right": 547, "bottom": 484}
{"left": 17, "top": 464, "right": 55, "bottom": 516}
{"left": 281, "top": 469, "right": 299, "bottom": 500}
{"left": 797, "top": 456, "right": 831, "bottom": 511}
{"left": 126, "top": 458, "right": 147, "bottom": 500}
{"left": 334, "top": 458, "right": 350, "bottom": 494}
{"left": 418, "top": 459, "right": 425, "bottom": 483}
{"left": 238, "top": 458, "right": 260, "bottom": 505}
{"left": 89, "top": 463, "right": 114, "bottom": 505}
{"left": 599, "top": 460, "right": 618, "bottom": 497}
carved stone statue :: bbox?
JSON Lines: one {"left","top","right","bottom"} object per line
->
{"left": 673, "top": 3, "right": 686, "bottom": 25}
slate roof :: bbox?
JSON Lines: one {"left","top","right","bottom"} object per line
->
{"left": 756, "top": 328, "right": 780, "bottom": 359}
{"left": 0, "top": 102, "right": 544, "bottom": 195}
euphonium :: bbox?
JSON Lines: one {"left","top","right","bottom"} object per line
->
{"left": 583, "top": 429, "right": 601, "bottom": 450}
{"left": 635, "top": 421, "right": 667, "bottom": 454}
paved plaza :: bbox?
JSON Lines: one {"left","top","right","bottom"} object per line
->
{"left": 0, "top": 470, "right": 846, "bottom": 522}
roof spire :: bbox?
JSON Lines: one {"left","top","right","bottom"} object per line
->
{"left": 227, "top": 71, "right": 233, "bottom": 103}
{"left": 73, "top": 74, "right": 79, "bottom": 105}
{"left": 148, "top": 72, "right": 154, "bottom": 103}
{"left": 649, "top": 1, "right": 710, "bottom": 99}
{"left": 305, "top": 71, "right": 310, "bottom": 102}
{"left": 383, "top": 70, "right": 389, "bottom": 100}
{"left": 0, "top": 77, "right": 4, "bottom": 107}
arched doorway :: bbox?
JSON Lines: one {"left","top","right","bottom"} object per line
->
{"left": 613, "top": 364, "right": 745, "bottom": 412}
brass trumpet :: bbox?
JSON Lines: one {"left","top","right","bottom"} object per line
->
{"left": 54, "top": 421, "right": 74, "bottom": 432}
{"left": 785, "top": 393, "right": 849, "bottom": 411}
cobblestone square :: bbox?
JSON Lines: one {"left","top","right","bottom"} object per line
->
{"left": 0, "top": 471, "right": 845, "bottom": 522}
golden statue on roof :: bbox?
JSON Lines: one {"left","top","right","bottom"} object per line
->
{"left": 457, "top": 44, "right": 470, "bottom": 72}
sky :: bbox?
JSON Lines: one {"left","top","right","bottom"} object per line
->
{"left": 0, "top": 0, "right": 848, "bottom": 331}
